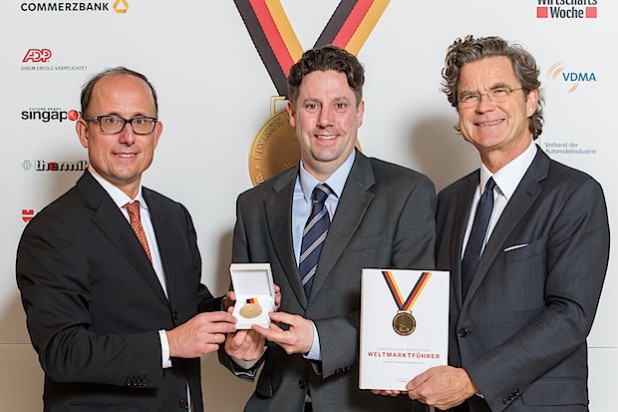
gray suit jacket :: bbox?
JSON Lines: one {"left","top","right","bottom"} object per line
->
{"left": 17, "top": 171, "right": 220, "bottom": 412}
{"left": 436, "top": 149, "right": 609, "bottom": 412}
{"left": 221, "top": 151, "right": 436, "bottom": 411}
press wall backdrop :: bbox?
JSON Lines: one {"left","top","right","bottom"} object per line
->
{"left": 1, "top": 1, "right": 615, "bottom": 411}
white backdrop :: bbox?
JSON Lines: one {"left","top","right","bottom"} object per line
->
{"left": 1, "top": 1, "right": 615, "bottom": 411}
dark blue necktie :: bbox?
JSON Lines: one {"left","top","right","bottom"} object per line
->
{"left": 461, "top": 178, "right": 496, "bottom": 297}
{"left": 299, "top": 184, "right": 332, "bottom": 298}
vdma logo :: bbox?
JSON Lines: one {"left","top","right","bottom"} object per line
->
{"left": 546, "top": 61, "right": 597, "bottom": 94}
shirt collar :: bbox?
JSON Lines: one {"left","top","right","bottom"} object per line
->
{"left": 299, "top": 150, "right": 356, "bottom": 202}
{"left": 480, "top": 141, "right": 537, "bottom": 200}
{"left": 88, "top": 166, "right": 147, "bottom": 210}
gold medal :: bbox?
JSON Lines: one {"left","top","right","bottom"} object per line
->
{"left": 382, "top": 271, "right": 432, "bottom": 337}
{"left": 239, "top": 297, "right": 262, "bottom": 319}
{"left": 392, "top": 311, "right": 416, "bottom": 336}
{"left": 248, "top": 109, "right": 298, "bottom": 187}
{"left": 239, "top": 303, "right": 262, "bottom": 319}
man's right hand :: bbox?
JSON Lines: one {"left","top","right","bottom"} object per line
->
{"left": 167, "top": 312, "right": 237, "bottom": 358}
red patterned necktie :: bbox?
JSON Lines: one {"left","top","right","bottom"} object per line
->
{"left": 124, "top": 201, "right": 152, "bottom": 263}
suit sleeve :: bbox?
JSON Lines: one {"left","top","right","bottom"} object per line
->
{"left": 465, "top": 178, "right": 610, "bottom": 411}
{"left": 316, "top": 175, "right": 437, "bottom": 379}
{"left": 16, "top": 213, "right": 164, "bottom": 388}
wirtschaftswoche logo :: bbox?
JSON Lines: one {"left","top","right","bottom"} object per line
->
{"left": 546, "top": 61, "right": 597, "bottom": 93}
{"left": 22, "top": 108, "right": 81, "bottom": 123}
{"left": 20, "top": 0, "right": 129, "bottom": 13}
{"left": 22, "top": 159, "right": 89, "bottom": 172}
{"left": 536, "top": 0, "right": 598, "bottom": 19}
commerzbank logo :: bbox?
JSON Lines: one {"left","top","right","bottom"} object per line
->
{"left": 113, "top": 0, "right": 129, "bottom": 13}
{"left": 20, "top": 0, "right": 130, "bottom": 13}
{"left": 546, "top": 61, "right": 597, "bottom": 93}
{"left": 536, "top": 0, "right": 598, "bottom": 19}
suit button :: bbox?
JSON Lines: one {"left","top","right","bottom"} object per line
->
{"left": 173, "top": 311, "right": 179, "bottom": 321}
{"left": 298, "top": 379, "right": 308, "bottom": 389}
{"left": 179, "top": 399, "right": 188, "bottom": 409}
{"left": 457, "top": 328, "right": 469, "bottom": 337}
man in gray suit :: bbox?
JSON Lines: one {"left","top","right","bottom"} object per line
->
{"left": 220, "top": 45, "right": 435, "bottom": 411}
{"left": 404, "top": 36, "right": 610, "bottom": 411}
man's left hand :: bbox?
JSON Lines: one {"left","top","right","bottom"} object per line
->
{"left": 406, "top": 365, "right": 477, "bottom": 410}
{"left": 252, "top": 311, "right": 314, "bottom": 355}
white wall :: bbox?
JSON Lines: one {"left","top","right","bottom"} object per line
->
{"left": 1, "top": 1, "right": 615, "bottom": 410}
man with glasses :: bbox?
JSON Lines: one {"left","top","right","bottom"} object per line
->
{"left": 16, "top": 67, "right": 236, "bottom": 411}
{"left": 400, "top": 36, "right": 610, "bottom": 411}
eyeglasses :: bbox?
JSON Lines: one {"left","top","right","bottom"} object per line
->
{"left": 458, "top": 87, "right": 523, "bottom": 108}
{"left": 83, "top": 115, "right": 158, "bottom": 135}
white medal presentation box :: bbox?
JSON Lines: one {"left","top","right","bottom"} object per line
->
{"left": 359, "top": 269, "right": 449, "bottom": 391}
{"left": 230, "top": 263, "right": 275, "bottom": 329}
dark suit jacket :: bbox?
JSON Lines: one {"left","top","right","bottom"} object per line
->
{"left": 220, "top": 151, "right": 436, "bottom": 411}
{"left": 436, "top": 149, "right": 610, "bottom": 412}
{"left": 17, "top": 171, "right": 220, "bottom": 412}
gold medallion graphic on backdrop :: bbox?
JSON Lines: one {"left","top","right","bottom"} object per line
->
{"left": 235, "top": 0, "right": 389, "bottom": 186}
{"left": 249, "top": 109, "right": 298, "bottom": 187}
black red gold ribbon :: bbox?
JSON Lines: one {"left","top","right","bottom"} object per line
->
{"left": 382, "top": 271, "right": 431, "bottom": 311}
{"left": 234, "top": 0, "right": 390, "bottom": 97}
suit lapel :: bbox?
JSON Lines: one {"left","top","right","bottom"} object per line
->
{"left": 308, "top": 153, "right": 375, "bottom": 301}
{"left": 143, "top": 189, "right": 177, "bottom": 303}
{"left": 463, "top": 150, "right": 549, "bottom": 306}
{"left": 265, "top": 167, "right": 308, "bottom": 308}
{"left": 77, "top": 172, "right": 169, "bottom": 306}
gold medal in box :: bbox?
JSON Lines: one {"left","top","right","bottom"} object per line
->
{"left": 382, "top": 271, "right": 432, "bottom": 336}
{"left": 229, "top": 263, "right": 275, "bottom": 329}
{"left": 239, "top": 297, "right": 262, "bottom": 319}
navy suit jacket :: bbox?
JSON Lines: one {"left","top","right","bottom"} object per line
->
{"left": 436, "top": 148, "right": 609, "bottom": 411}
{"left": 17, "top": 171, "right": 220, "bottom": 412}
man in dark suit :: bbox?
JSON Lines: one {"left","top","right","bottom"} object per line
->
{"left": 404, "top": 36, "right": 610, "bottom": 411}
{"left": 219, "top": 45, "right": 436, "bottom": 411}
{"left": 16, "top": 67, "right": 237, "bottom": 411}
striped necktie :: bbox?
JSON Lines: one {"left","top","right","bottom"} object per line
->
{"left": 299, "top": 184, "right": 333, "bottom": 298}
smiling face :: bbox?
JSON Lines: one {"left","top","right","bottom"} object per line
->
{"left": 287, "top": 70, "right": 364, "bottom": 181}
{"left": 76, "top": 74, "right": 162, "bottom": 198}
{"left": 457, "top": 56, "right": 538, "bottom": 172}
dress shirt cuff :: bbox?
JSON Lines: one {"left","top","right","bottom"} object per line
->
{"left": 303, "top": 322, "right": 321, "bottom": 361}
{"left": 159, "top": 330, "right": 172, "bottom": 368}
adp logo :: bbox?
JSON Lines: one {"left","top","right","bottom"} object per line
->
{"left": 23, "top": 49, "right": 52, "bottom": 63}
{"left": 547, "top": 61, "right": 597, "bottom": 94}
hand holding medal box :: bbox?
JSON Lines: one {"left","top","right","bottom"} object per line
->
{"left": 229, "top": 263, "right": 275, "bottom": 329}
{"left": 359, "top": 269, "right": 449, "bottom": 391}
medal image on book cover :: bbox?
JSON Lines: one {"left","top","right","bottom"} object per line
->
{"left": 359, "top": 269, "right": 449, "bottom": 391}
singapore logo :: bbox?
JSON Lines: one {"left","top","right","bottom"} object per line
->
{"left": 546, "top": 61, "right": 596, "bottom": 94}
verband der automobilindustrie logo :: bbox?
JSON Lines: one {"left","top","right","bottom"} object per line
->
{"left": 20, "top": 0, "right": 129, "bottom": 13}
{"left": 536, "top": 0, "right": 598, "bottom": 19}
{"left": 22, "top": 107, "right": 80, "bottom": 123}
